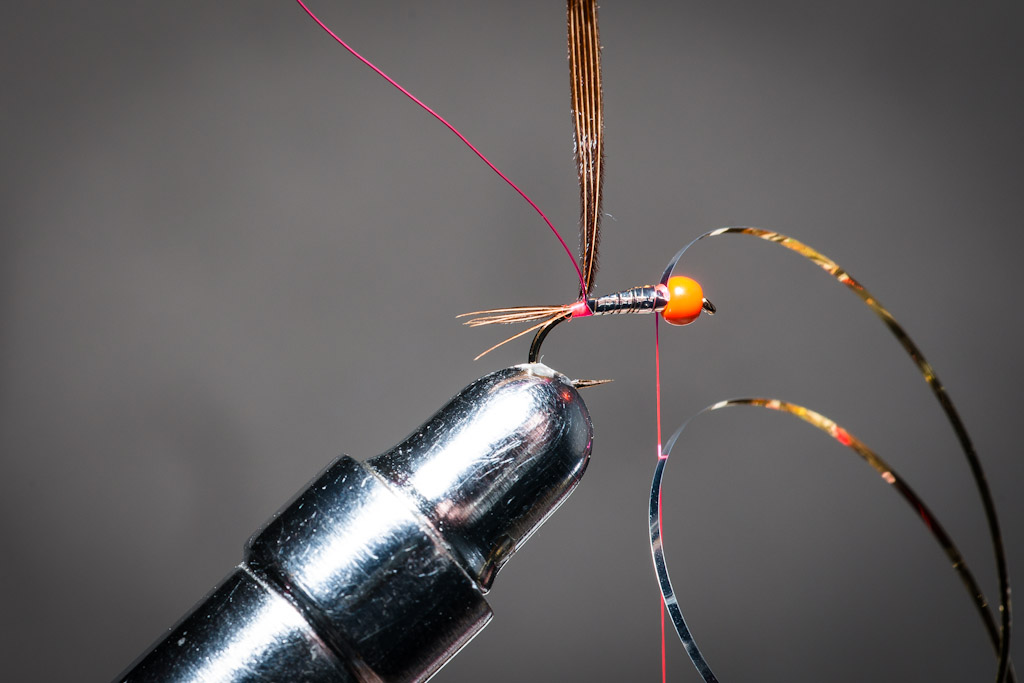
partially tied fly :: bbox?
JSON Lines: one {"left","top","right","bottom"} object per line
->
{"left": 458, "top": 275, "right": 715, "bottom": 361}
{"left": 456, "top": 0, "right": 713, "bottom": 363}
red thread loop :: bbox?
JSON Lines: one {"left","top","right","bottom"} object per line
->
{"left": 294, "top": 0, "right": 586, "bottom": 292}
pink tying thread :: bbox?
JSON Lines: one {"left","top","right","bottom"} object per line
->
{"left": 294, "top": 0, "right": 586, "bottom": 293}
{"left": 654, "top": 315, "right": 663, "bottom": 456}
{"left": 568, "top": 299, "right": 593, "bottom": 318}
{"left": 654, "top": 314, "right": 668, "bottom": 681}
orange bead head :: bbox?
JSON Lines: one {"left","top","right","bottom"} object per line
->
{"left": 661, "top": 276, "right": 705, "bottom": 326}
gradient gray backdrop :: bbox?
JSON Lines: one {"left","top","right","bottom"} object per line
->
{"left": 3, "top": 1, "right": 1022, "bottom": 680}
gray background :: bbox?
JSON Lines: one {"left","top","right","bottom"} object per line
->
{"left": 3, "top": 1, "right": 1022, "bottom": 680}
